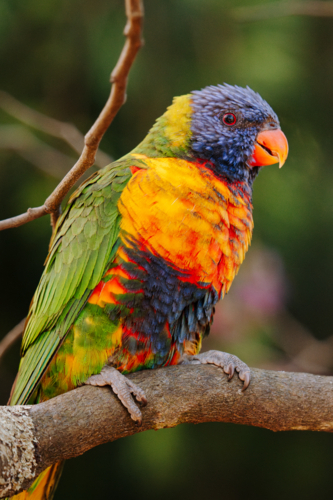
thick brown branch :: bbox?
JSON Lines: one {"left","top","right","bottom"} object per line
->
{"left": 1, "top": 365, "right": 332, "bottom": 497}
{"left": 0, "top": 0, "right": 144, "bottom": 232}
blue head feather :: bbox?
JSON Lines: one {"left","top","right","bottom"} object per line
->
{"left": 190, "top": 84, "right": 279, "bottom": 185}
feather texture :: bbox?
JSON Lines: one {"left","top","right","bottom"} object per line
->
{"left": 8, "top": 84, "right": 286, "bottom": 500}
{"left": 11, "top": 164, "right": 132, "bottom": 405}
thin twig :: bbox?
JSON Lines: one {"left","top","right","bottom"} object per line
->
{"left": 0, "top": 91, "right": 112, "bottom": 168}
{"left": 0, "top": 318, "right": 26, "bottom": 361}
{"left": 0, "top": 0, "right": 144, "bottom": 232}
{"left": 0, "top": 125, "right": 75, "bottom": 178}
{"left": 233, "top": 1, "right": 333, "bottom": 22}
{"left": 270, "top": 312, "right": 333, "bottom": 374}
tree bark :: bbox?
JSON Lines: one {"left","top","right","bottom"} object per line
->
{"left": 1, "top": 364, "right": 333, "bottom": 498}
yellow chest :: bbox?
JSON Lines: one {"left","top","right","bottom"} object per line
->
{"left": 118, "top": 157, "right": 253, "bottom": 298}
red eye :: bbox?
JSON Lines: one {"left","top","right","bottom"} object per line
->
{"left": 222, "top": 113, "right": 237, "bottom": 126}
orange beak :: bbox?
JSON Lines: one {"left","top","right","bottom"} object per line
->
{"left": 248, "top": 128, "right": 288, "bottom": 169}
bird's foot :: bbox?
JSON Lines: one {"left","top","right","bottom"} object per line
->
{"left": 181, "top": 350, "right": 251, "bottom": 391}
{"left": 85, "top": 366, "right": 147, "bottom": 424}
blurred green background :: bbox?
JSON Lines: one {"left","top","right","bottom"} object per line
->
{"left": 1, "top": 0, "right": 333, "bottom": 498}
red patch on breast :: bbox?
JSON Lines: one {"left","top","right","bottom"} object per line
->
{"left": 130, "top": 165, "right": 142, "bottom": 175}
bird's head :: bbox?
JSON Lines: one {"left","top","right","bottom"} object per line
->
{"left": 190, "top": 84, "right": 288, "bottom": 183}
{"left": 134, "top": 83, "right": 288, "bottom": 185}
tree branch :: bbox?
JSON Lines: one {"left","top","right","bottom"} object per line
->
{"left": 0, "top": 0, "right": 144, "bottom": 232}
{"left": 233, "top": 1, "right": 333, "bottom": 22}
{"left": 0, "top": 92, "right": 112, "bottom": 168}
{"left": 0, "top": 125, "right": 77, "bottom": 179}
{"left": 0, "top": 319, "right": 25, "bottom": 363}
{"left": 1, "top": 364, "right": 332, "bottom": 498}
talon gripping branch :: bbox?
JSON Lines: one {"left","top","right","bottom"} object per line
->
{"left": 8, "top": 84, "right": 288, "bottom": 500}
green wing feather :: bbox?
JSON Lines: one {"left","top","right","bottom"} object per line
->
{"left": 10, "top": 161, "right": 134, "bottom": 405}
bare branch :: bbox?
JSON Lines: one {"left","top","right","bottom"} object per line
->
{"left": 0, "top": 92, "right": 112, "bottom": 168}
{"left": 1, "top": 364, "right": 332, "bottom": 497}
{"left": 269, "top": 312, "right": 333, "bottom": 374}
{"left": 0, "top": 125, "right": 76, "bottom": 178}
{"left": 0, "top": 318, "right": 25, "bottom": 362}
{"left": 0, "top": 0, "right": 144, "bottom": 232}
{"left": 233, "top": 1, "right": 333, "bottom": 22}
{"left": 0, "top": 206, "right": 49, "bottom": 231}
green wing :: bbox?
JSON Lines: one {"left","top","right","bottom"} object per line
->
{"left": 11, "top": 162, "right": 133, "bottom": 405}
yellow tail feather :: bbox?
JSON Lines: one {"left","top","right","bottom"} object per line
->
{"left": 10, "top": 461, "right": 64, "bottom": 500}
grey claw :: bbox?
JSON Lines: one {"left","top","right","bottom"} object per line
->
{"left": 224, "top": 363, "right": 235, "bottom": 380}
{"left": 135, "top": 414, "right": 143, "bottom": 426}
{"left": 141, "top": 396, "right": 148, "bottom": 407}
{"left": 240, "top": 371, "right": 251, "bottom": 391}
{"left": 186, "top": 350, "right": 251, "bottom": 392}
{"left": 85, "top": 366, "right": 147, "bottom": 423}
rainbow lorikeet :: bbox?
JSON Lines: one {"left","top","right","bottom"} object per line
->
{"left": 8, "top": 84, "right": 288, "bottom": 500}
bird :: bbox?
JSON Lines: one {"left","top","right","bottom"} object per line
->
{"left": 8, "top": 83, "right": 288, "bottom": 500}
